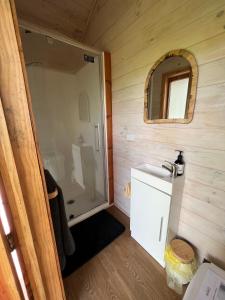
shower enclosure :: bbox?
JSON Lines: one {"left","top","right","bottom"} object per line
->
{"left": 20, "top": 28, "right": 109, "bottom": 225}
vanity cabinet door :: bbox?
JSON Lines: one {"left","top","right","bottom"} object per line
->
{"left": 130, "top": 178, "right": 171, "bottom": 266}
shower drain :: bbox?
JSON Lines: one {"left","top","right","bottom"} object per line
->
{"left": 67, "top": 199, "right": 75, "bottom": 205}
{"left": 69, "top": 214, "right": 75, "bottom": 220}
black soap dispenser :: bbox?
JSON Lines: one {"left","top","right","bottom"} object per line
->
{"left": 175, "top": 150, "right": 185, "bottom": 176}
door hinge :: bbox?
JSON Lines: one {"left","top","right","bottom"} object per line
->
{"left": 6, "top": 232, "right": 15, "bottom": 251}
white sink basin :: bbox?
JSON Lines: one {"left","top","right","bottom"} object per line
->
{"left": 131, "top": 164, "right": 172, "bottom": 194}
{"left": 136, "top": 164, "right": 171, "bottom": 178}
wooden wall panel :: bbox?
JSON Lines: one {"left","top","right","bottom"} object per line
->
{"left": 0, "top": 1, "right": 65, "bottom": 299}
{"left": 86, "top": 0, "right": 225, "bottom": 265}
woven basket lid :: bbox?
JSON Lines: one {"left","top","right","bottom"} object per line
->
{"left": 170, "top": 239, "right": 195, "bottom": 264}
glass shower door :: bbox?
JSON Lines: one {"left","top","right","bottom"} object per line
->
{"left": 21, "top": 29, "right": 107, "bottom": 222}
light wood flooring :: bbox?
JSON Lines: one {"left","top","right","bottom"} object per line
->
{"left": 63, "top": 206, "right": 182, "bottom": 300}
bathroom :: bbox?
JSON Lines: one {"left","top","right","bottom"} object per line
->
{"left": 0, "top": 0, "right": 225, "bottom": 299}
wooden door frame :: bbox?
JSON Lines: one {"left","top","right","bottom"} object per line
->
{"left": 0, "top": 0, "right": 113, "bottom": 298}
{"left": 0, "top": 0, "right": 65, "bottom": 298}
{"left": 0, "top": 222, "right": 23, "bottom": 300}
{"left": 103, "top": 52, "right": 114, "bottom": 204}
{"left": 0, "top": 98, "right": 44, "bottom": 299}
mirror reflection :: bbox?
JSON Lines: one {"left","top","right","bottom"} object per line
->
{"left": 147, "top": 55, "right": 192, "bottom": 121}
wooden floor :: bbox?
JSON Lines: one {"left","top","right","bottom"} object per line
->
{"left": 63, "top": 206, "right": 181, "bottom": 300}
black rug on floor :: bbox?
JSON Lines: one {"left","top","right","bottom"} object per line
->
{"left": 62, "top": 210, "right": 125, "bottom": 277}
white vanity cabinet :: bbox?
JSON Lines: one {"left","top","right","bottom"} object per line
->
{"left": 130, "top": 164, "right": 183, "bottom": 267}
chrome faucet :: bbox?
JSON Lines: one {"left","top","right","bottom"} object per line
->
{"left": 162, "top": 161, "right": 177, "bottom": 177}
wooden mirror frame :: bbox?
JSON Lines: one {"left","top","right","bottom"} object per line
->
{"left": 144, "top": 49, "right": 198, "bottom": 124}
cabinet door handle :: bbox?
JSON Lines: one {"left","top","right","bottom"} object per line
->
{"left": 158, "top": 217, "right": 164, "bottom": 242}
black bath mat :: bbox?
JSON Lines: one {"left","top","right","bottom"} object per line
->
{"left": 62, "top": 210, "right": 125, "bottom": 277}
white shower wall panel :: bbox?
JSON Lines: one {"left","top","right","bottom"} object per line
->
{"left": 27, "top": 61, "right": 105, "bottom": 209}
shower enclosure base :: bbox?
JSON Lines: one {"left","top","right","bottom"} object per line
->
{"left": 68, "top": 202, "right": 110, "bottom": 227}
{"left": 61, "top": 179, "right": 108, "bottom": 223}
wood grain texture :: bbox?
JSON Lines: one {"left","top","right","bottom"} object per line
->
{"left": 0, "top": 1, "right": 65, "bottom": 299}
{"left": 0, "top": 224, "right": 22, "bottom": 300}
{"left": 170, "top": 239, "right": 195, "bottom": 263}
{"left": 0, "top": 224, "right": 23, "bottom": 300}
{"left": 64, "top": 206, "right": 182, "bottom": 300}
{"left": 0, "top": 176, "right": 33, "bottom": 299}
{"left": 0, "top": 98, "right": 45, "bottom": 299}
{"left": 84, "top": 0, "right": 137, "bottom": 46}
{"left": 14, "top": 0, "right": 97, "bottom": 41}
{"left": 104, "top": 52, "right": 114, "bottom": 204}
{"left": 86, "top": 0, "right": 225, "bottom": 266}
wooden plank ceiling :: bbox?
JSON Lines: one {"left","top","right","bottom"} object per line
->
{"left": 15, "top": 0, "right": 98, "bottom": 41}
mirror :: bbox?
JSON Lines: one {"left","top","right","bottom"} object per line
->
{"left": 144, "top": 49, "right": 198, "bottom": 124}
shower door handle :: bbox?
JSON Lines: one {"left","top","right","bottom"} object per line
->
{"left": 95, "top": 124, "right": 100, "bottom": 152}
